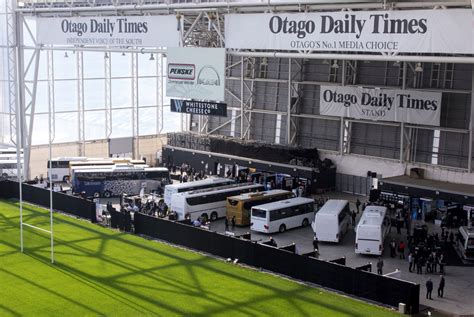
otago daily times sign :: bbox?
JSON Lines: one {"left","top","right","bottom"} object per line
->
{"left": 320, "top": 86, "right": 441, "bottom": 126}
{"left": 36, "top": 16, "right": 179, "bottom": 47}
{"left": 225, "top": 9, "right": 472, "bottom": 54}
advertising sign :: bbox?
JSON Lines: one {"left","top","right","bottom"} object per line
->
{"left": 319, "top": 86, "right": 441, "bottom": 126}
{"left": 36, "top": 16, "right": 180, "bottom": 47}
{"left": 170, "top": 99, "right": 227, "bottom": 117}
{"left": 166, "top": 48, "right": 226, "bottom": 102}
{"left": 225, "top": 9, "right": 472, "bottom": 54}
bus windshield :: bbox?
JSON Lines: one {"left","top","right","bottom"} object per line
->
{"left": 252, "top": 208, "right": 266, "bottom": 218}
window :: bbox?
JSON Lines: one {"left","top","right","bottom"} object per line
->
{"left": 252, "top": 208, "right": 266, "bottom": 218}
{"left": 467, "top": 238, "right": 474, "bottom": 249}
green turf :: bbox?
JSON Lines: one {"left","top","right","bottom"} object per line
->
{"left": 0, "top": 199, "right": 398, "bottom": 317}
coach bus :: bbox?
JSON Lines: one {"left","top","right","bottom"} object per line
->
{"left": 164, "top": 177, "right": 235, "bottom": 206}
{"left": 47, "top": 157, "right": 88, "bottom": 182}
{"left": 355, "top": 206, "right": 390, "bottom": 256}
{"left": 171, "top": 183, "right": 265, "bottom": 222}
{"left": 72, "top": 166, "right": 170, "bottom": 198}
{"left": 226, "top": 190, "right": 295, "bottom": 226}
{"left": 312, "top": 199, "right": 352, "bottom": 243}
{"left": 0, "top": 147, "right": 23, "bottom": 180}
{"left": 250, "top": 197, "right": 315, "bottom": 234}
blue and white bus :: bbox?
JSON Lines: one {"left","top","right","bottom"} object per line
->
{"left": 72, "top": 166, "right": 170, "bottom": 198}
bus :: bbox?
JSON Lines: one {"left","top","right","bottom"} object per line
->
{"left": 72, "top": 166, "right": 170, "bottom": 198}
{"left": 355, "top": 206, "right": 390, "bottom": 256}
{"left": 170, "top": 183, "right": 265, "bottom": 222}
{"left": 250, "top": 197, "right": 315, "bottom": 234}
{"left": 456, "top": 226, "right": 474, "bottom": 261}
{"left": 0, "top": 147, "right": 23, "bottom": 180}
{"left": 312, "top": 200, "right": 351, "bottom": 243}
{"left": 48, "top": 157, "right": 88, "bottom": 182}
{"left": 226, "top": 190, "right": 295, "bottom": 226}
{"left": 164, "top": 177, "right": 235, "bottom": 206}
{"left": 48, "top": 157, "right": 147, "bottom": 183}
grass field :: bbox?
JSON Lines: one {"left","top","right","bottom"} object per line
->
{"left": 0, "top": 199, "right": 398, "bottom": 316}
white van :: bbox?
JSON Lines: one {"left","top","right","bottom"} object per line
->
{"left": 312, "top": 199, "right": 351, "bottom": 243}
{"left": 355, "top": 206, "right": 390, "bottom": 256}
{"left": 456, "top": 226, "right": 474, "bottom": 261}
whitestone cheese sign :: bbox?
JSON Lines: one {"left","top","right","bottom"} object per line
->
{"left": 225, "top": 9, "right": 472, "bottom": 54}
{"left": 166, "top": 48, "right": 226, "bottom": 102}
{"left": 319, "top": 86, "right": 442, "bottom": 126}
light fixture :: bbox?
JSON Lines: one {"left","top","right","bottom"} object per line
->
{"left": 104, "top": 52, "right": 109, "bottom": 59}
{"left": 261, "top": 57, "right": 268, "bottom": 66}
{"left": 322, "top": 59, "right": 329, "bottom": 65}
{"left": 149, "top": 53, "right": 155, "bottom": 61}
{"left": 415, "top": 62, "right": 423, "bottom": 72}
{"left": 121, "top": 52, "right": 126, "bottom": 56}
{"left": 393, "top": 61, "right": 400, "bottom": 67}
{"left": 64, "top": 52, "right": 68, "bottom": 58}
{"left": 331, "top": 60, "right": 339, "bottom": 69}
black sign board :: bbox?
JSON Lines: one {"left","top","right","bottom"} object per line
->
{"left": 170, "top": 99, "right": 227, "bottom": 117}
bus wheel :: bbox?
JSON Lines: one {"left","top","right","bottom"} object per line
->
{"left": 210, "top": 212, "right": 218, "bottom": 221}
{"left": 103, "top": 191, "right": 112, "bottom": 198}
{"left": 302, "top": 218, "right": 309, "bottom": 227}
{"left": 63, "top": 175, "right": 70, "bottom": 182}
{"left": 279, "top": 224, "right": 286, "bottom": 233}
{"left": 201, "top": 213, "right": 209, "bottom": 223}
{"left": 93, "top": 192, "right": 101, "bottom": 198}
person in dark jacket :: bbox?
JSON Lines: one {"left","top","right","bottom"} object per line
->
{"left": 438, "top": 275, "right": 445, "bottom": 298}
{"left": 231, "top": 216, "right": 236, "bottom": 230}
{"left": 312, "top": 235, "right": 319, "bottom": 253}
{"left": 376, "top": 257, "right": 384, "bottom": 275}
{"left": 426, "top": 278, "right": 433, "bottom": 299}
{"left": 225, "top": 217, "right": 229, "bottom": 231}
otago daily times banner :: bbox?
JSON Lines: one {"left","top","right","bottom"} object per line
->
{"left": 225, "top": 9, "right": 472, "bottom": 54}
{"left": 36, "top": 16, "right": 180, "bottom": 47}
{"left": 166, "top": 48, "right": 226, "bottom": 102}
{"left": 319, "top": 86, "right": 441, "bottom": 126}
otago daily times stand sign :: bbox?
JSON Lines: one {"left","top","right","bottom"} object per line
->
{"left": 320, "top": 86, "right": 441, "bottom": 126}
{"left": 36, "top": 16, "right": 180, "bottom": 47}
{"left": 225, "top": 9, "right": 472, "bottom": 53}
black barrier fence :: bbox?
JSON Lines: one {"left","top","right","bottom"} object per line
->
{"left": 0, "top": 180, "right": 96, "bottom": 223}
{"left": 329, "top": 257, "right": 346, "bottom": 266}
{"left": 356, "top": 263, "right": 373, "bottom": 272}
{"left": 133, "top": 212, "right": 419, "bottom": 313}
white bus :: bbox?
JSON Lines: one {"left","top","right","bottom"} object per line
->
{"left": 312, "top": 199, "right": 351, "bottom": 243}
{"left": 456, "top": 226, "right": 474, "bottom": 261}
{"left": 251, "top": 197, "right": 315, "bottom": 234}
{"left": 171, "top": 183, "right": 265, "bottom": 222}
{"left": 164, "top": 177, "right": 235, "bottom": 206}
{"left": 48, "top": 157, "right": 88, "bottom": 182}
{"left": 0, "top": 147, "right": 23, "bottom": 180}
{"left": 72, "top": 166, "right": 170, "bottom": 198}
{"left": 355, "top": 206, "right": 390, "bottom": 256}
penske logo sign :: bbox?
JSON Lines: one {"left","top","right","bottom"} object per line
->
{"left": 168, "top": 63, "right": 195, "bottom": 80}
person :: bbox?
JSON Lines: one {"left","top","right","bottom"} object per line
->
{"left": 438, "top": 253, "right": 445, "bottom": 274}
{"left": 426, "top": 278, "right": 433, "bottom": 300}
{"left": 389, "top": 239, "right": 397, "bottom": 258}
{"left": 356, "top": 198, "right": 361, "bottom": 213}
{"left": 193, "top": 218, "right": 202, "bottom": 227}
{"left": 396, "top": 217, "right": 402, "bottom": 234}
{"left": 312, "top": 235, "right": 319, "bottom": 253}
{"left": 224, "top": 217, "right": 229, "bottom": 231}
{"left": 376, "top": 257, "right": 384, "bottom": 275}
{"left": 438, "top": 275, "right": 445, "bottom": 298}
{"left": 408, "top": 252, "right": 413, "bottom": 272}
{"left": 398, "top": 241, "right": 405, "bottom": 259}
{"left": 351, "top": 210, "right": 357, "bottom": 227}
{"left": 231, "top": 216, "right": 236, "bottom": 230}
{"left": 268, "top": 236, "right": 277, "bottom": 247}
{"left": 416, "top": 256, "right": 423, "bottom": 275}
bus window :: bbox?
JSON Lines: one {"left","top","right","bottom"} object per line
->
{"left": 252, "top": 208, "right": 266, "bottom": 218}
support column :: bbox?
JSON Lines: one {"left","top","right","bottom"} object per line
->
{"left": 468, "top": 67, "right": 474, "bottom": 172}
{"left": 287, "top": 58, "right": 292, "bottom": 145}
{"left": 77, "top": 51, "right": 85, "bottom": 156}
{"left": 240, "top": 56, "right": 244, "bottom": 139}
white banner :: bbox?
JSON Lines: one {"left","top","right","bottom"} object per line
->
{"left": 36, "top": 16, "right": 180, "bottom": 47}
{"left": 225, "top": 9, "right": 472, "bottom": 54}
{"left": 319, "top": 86, "right": 441, "bottom": 126}
{"left": 166, "top": 48, "right": 226, "bottom": 102}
